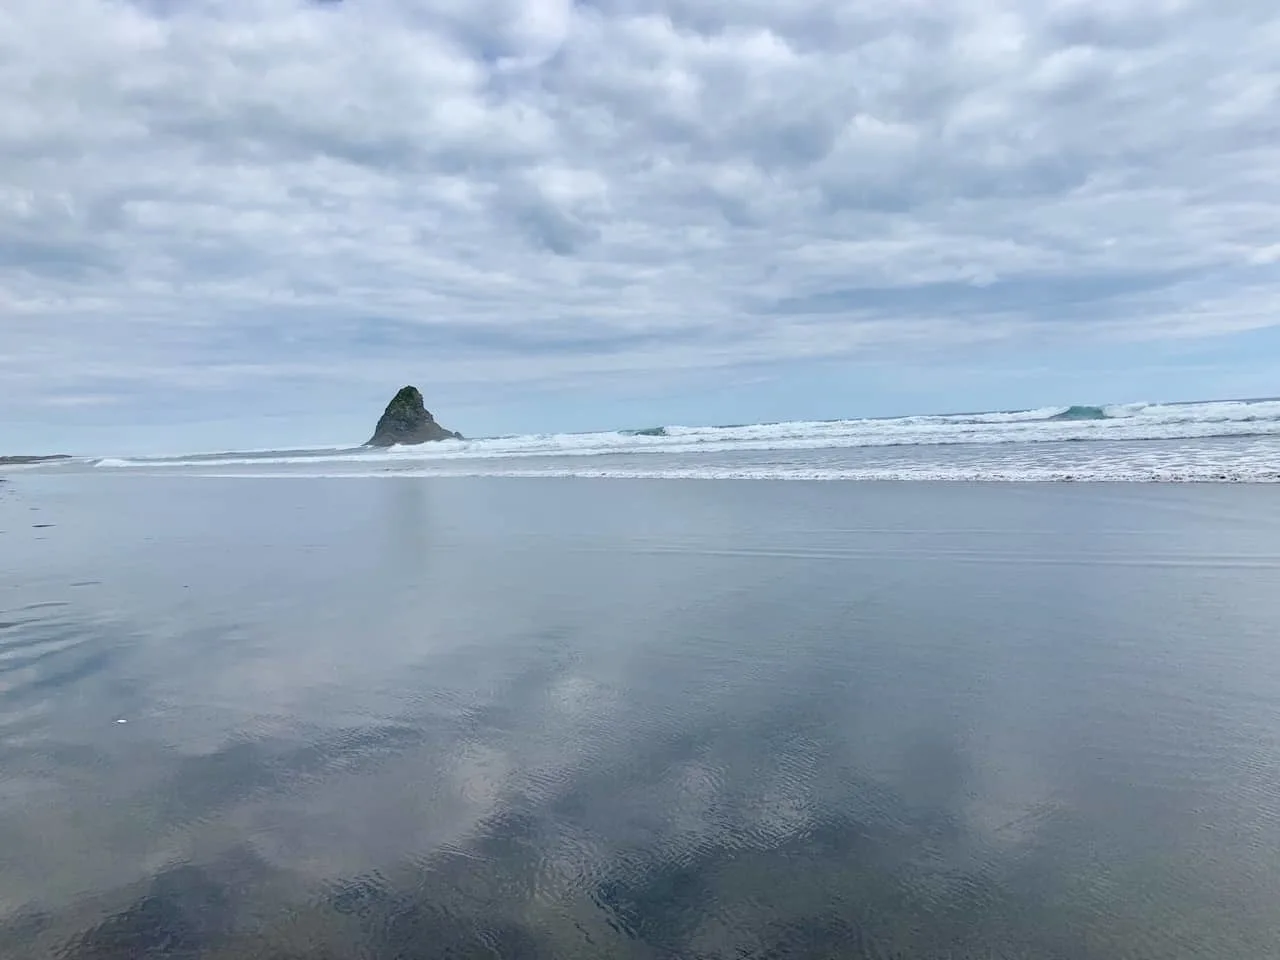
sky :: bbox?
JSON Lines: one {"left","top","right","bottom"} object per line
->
{"left": 2, "top": 0, "right": 1279, "bottom": 454}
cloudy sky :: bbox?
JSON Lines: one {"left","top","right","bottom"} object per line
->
{"left": 3, "top": 0, "right": 1279, "bottom": 453}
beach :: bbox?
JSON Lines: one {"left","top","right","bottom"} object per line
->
{"left": 7, "top": 0, "right": 1280, "bottom": 950}
{"left": 2, "top": 473, "right": 1279, "bottom": 957}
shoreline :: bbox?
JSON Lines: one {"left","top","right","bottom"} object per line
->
{"left": 0, "top": 455, "right": 70, "bottom": 466}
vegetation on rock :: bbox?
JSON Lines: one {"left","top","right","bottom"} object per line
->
{"left": 366, "top": 386, "right": 461, "bottom": 446}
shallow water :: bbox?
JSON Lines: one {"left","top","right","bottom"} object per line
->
{"left": 2, "top": 476, "right": 1280, "bottom": 958}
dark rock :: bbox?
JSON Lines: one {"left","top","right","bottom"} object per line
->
{"left": 366, "top": 386, "right": 461, "bottom": 447}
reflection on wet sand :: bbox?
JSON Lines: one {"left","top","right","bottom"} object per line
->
{"left": 3, "top": 478, "right": 1280, "bottom": 958}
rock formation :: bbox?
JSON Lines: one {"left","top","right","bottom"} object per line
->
{"left": 366, "top": 386, "right": 461, "bottom": 446}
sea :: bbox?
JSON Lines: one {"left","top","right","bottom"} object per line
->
{"left": 78, "top": 398, "right": 1280, "bottom": 482}
{"left": 2, "top": 398, "right": 1280, "bottom": 958}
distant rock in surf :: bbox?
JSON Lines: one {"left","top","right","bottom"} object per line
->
{"left": 366, "top": 386, "right": 462, "bottom": 446}
{"left": 622, "top": 426, "right": 668, "bottom": 437}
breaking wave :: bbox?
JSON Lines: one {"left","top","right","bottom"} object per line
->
{"left": 1048, "top": 405, "right": 1109, "bottom": 421}
{"left": 180, "top": 465, "right": 1280, "bottom": 482}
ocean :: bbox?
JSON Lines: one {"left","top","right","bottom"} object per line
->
{"left": 71, "top": 397, "right": 1280, "bottom": 482}
{"left": 2, "top": 401, "right": 1280, "bottom": 958}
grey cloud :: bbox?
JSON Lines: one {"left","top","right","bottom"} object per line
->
{"left": 1, "top": 0, "right": 1279, "bottom": 426}
{"left": 765, "top": 269, "right": 1201, "bottom": 318}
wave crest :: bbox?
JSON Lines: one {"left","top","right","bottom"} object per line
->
{"left": 1049, "top": 405, "right": 1109, "bottom": 421}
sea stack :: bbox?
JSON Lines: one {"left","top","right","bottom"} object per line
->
{"left": 366, "top": 386, "right": 462, "bottom": 446}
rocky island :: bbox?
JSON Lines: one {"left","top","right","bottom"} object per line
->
{"left": 366, "top": 386, "right": 462, "bottom": 446}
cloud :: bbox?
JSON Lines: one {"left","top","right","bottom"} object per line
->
{"left": 1, "top": 0, "right": 1279, "bottom": 430}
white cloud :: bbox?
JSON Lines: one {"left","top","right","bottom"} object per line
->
{"left": 1, "top": 0, "right": 1278, "bottom": 426}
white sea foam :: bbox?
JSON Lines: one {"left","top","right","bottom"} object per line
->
{"left": 188, "top": 465, "right": 1280, "bottom": 482}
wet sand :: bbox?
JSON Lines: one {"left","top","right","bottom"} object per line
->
{"left": 2, "top": 475, "right": 1280, "bottom": 958}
